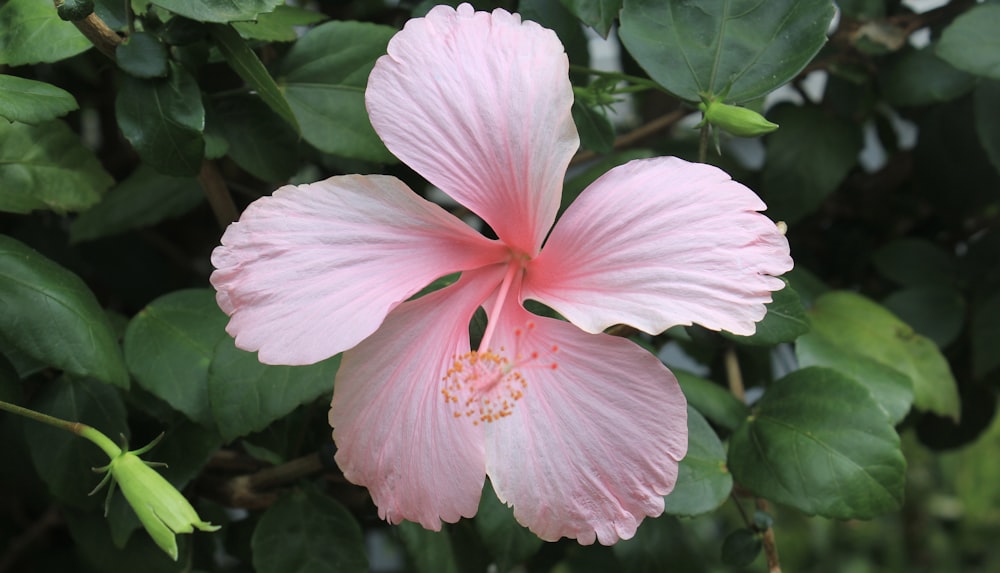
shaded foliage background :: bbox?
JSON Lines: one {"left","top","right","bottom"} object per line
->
{"left": 1, "top": 0, "right": 999, "bottom": 572}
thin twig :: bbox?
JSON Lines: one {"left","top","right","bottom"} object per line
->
{"left": 570, "top": 109, "right": 686, "bottom": 166}
{"left": 198, "top": 160, "right": 240, "bottom": 229}
{"left": 723, "top": 346, "right": 745, "bottom": 402}
{"left": 0, "top": 507, "right": 61, "bottom": 573}
{"left": 212, "top": 453, "right": 325, "bottom": 509}
{"left": 52, "top": 2, "right": 122, "bottom": 60}
{"left": 756, "top": 498, "right": 782, "bottom": 573}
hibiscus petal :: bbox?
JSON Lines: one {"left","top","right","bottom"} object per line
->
{"left": 483, "top": 302, "right": 687, "bottom": 545}
{"left": 366, "top": 3, "right": 578, "bottom": 254}
{"left": 211, "top": 175, "right": 506, "bottom": 365}
{"left": 524, "top": 157, "right": 793, "bottom": 336}
{"left": 330, "top": 267, "right": 503, "bottom": 529}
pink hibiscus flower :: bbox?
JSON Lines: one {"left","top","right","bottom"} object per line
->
{"left": 211, "top": 3, "right": 792, "bottom": 545}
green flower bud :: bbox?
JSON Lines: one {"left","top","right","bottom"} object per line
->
{"left": 92, "top": 435, "right": 219, "bottom": 561}
{"left": 698, "top": 99, "right": 779, "bottom": 138}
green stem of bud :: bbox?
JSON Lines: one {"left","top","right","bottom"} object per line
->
{"left": 0, "top": 399, "right": 121, "bottom": 458}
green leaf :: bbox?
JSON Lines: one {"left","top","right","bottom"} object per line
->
{"left": 0, "top": 120, "right": 113, "bottom": 214}
{"left": 974, "top": 79, "right": 1000, "bottom": 174}
{"left": 720, "top": 529, "right": 762, "bottom": 567}
{"left": 673, "top": 370, "right": 747, "bottom": 432}
{"left": 116, "top": 31, "right": 169, "bottom": 79}
{"left": 252, "top": 486, "right": 367, "bottom": 573}
{"left": 880, "top": 47, "right": 976, "bottom": 107}
{"left": 521, "top": 0, "right": 591, "bottom": 69}
{"left": 65, "top": 507, "right": 188, "bottom": 573}
{"left": 207, "top": 338, "right": 339, "bottom": 441}
{"left": 209, "top": 23, "right": 300, "bottom": 134}
{"left": 883, "top": 285, "right": 965, "bottom": 349}
{"left": 207, "top": 95, "right": 300, "bottom": 182}
{"left": 69, "top": 164, "right": 204, "bottom": 243}
{"left": 278, "top": 20, "right": 396, "bottom": 162}
{"left": 571, "top": 100, "right": 615, "bottom": 153}
{"left": 723, "top": 279, "right": 809, "bottom": 346}
{"left": 728, "top": 367, "right": 906, "bottom": 519}
{"left": 0, "top": 75, "right": 78, "bottom": 124}
{"left": 0, "top": 0, "right": 92, "bottom": 65}
{"left": 398, "top": 522, "right": 459, "bottom": 573}
{"left": 0, "top": 236, "right": 129, "bottom": 388}
{"left": 124, "top": 290, "right": 229, "bottom": 427}
{"left": 476, "top": 481, "right": 542, "bottom": 571}
{"left": 662, "top": 407, "right": 732, "bottom": 517}
{"left": 612, "top": 516, "right": 701, "bottom": 572}
{"left": 796, "top": 331, "right": 913, "bottom": 424}
{"left": 871, "top": 238, "right": 957, "bottom": 288}
{"left": 560, "top": 0, "right": 621, "bottom": 37}
{"left": 805, "top": 291, "right": 959, "bottom": 421}
{"left": 619, "top": 0, "right": 835, "bottom": 102}
{"left": 232, "top": 5, "right": 328, "bottom": 42}
{"left": 23, "top": 376, "right": 129, "bottom": 509}
{"left": 116, "top": 62, "right": 205, "bottom": 176}
{"left": 972, "top": 292, "right": 1000, "bottom": 379}
{"left": 936, "top": 3, "right": 1000, "bottom": 80}
{"left": 151, "top": 0, "right": 283, "bottom": 23}
{"left": 761, "top": 104, "right": 862, "bottom": 223}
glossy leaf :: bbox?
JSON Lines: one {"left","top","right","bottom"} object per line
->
{"left": 883, "top": 285, "right": 965, "bottom": 349}
{"left": 936, "top": 3, "right": 1000, "bottom": 80}
{"left": 150, "top": 0, "right": 283, "bottom": 23}
{"left": 0, "top": 235, "right": 129, "bottom": 387}
{"left": 278, "top": 20, "right": 396, "bottom": 161}
{"left": 116, "top": 63, "right": 205, "bottom": 176}
{"left": 398, "top": 522, "right": 459, "bottom": 573}
{"left": 0, "top": 75, "right": 78, "bottom": 124}
{"left": 23, "top": 377, "right": 129, "bottom": 509}
{"left": 974, "top": 80, "right": 1000, "bottom": 174}
{"left": 729, "top": 367, "right": 906, "bottom": 519}
{"left": 619, "top": 0, "right": 835, "bottom": 102}
{"left": 0, "top": 0, "right": 91, "bottom": 65}
{"left": 232, "top": 5, "right": 328, "bottom": 42}
{"left": 116, "top": 31, "right": 169, "bottom": 79}
{"left": 207, "top": 95, "right": 300, "bottom": 182}
{"left": 209, "top": 24, "right": 300, "bottom": 134}
{"left": 207, "top": 338, "right": 339, "bottom": 441}
{"left": 65, "top": 507, "right": 189, "bottom": 573}
{"left": 720, "top": 529, "right": 761, "bottom": 567}
{"left": 761, "top": 104, "right": 862, "bottom": 224}
{"left": 662, "top": 407, "right": 732, "bottom": 517}
{"left": 806, "top": 291, "right": 959, "bottom": 421}
{"left": 571, "top": 100, "right": 615, "bottom": 153}
{"left": 560, "top": 0, "right": 621, "bottom": 37}
{"left": 723, "top": 279, "right": 809, "bottom": 346}
{"left": 880, "top": 47, "right": 976, "bottom": 107}
{"left": 69, "top": 165, "right": 204, "bottom": 243}
{"left": 124, "top": 290, "right": 229, "bottom": 427}
{"left": 673, "top": 370, "right": 747, "bottom": 432}
{"left": 0, "top": 120, "right": 113, "bottom": 214}
{"left": 476, "top": 482, "right": 542, "bottom": 571}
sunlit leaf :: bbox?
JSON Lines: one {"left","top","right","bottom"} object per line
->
{"left": 662, "top": 407, "right": 732, "bottom": 517}
{"left": 0, "top": 0, "right": 91, "bottom": 65}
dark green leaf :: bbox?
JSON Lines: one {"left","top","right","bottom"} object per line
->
{"left": 124, "top": 290, "right": 229, "bottom": 427}
{"left": 0, "top": 120, "right": 113, "bottom": 214}
{"left": 723, "top": 279, "right": 809, "bottom": 345}
{"left": 974, "top": 79, "right": 1000, "bottom": 173}
{"left": 761, "top": 104, "right": 862, "bottom": 223}
{"left": 398, "top": 522, "right": 459, "bottom": 573}
{"left": 662, "top": 407, "right": 732, "bottom": 517}
{"left": 560, "top": 0, "right": 621, "bottom": 37}
{"left": 69, "top": 165, "right": 204, "bottom": 243}
{"left": 612, "top": 516, "right": 702, "bottom": 573}
{"left": 571, "top": 100, "right": 615, "bottom": 153}
{"left": 116, "top": 31, "right": 169, "bottom": 78}
{"left": 151, "top": 0, "right": 283, "bottom": 23}
{"left": 880, "top": 47, "right": 976, "bottom": 107}
{"left": 209, "top": 23, "right": 300, "bottom": 134}
{"left": 0, "top": 235, "right": 129, "bottom": 387}
{"left": 65, "top": 507, "right": 188, "bottom": 573}
{"left": 208, "top": 338, "right": 339, "bottom": 441}
{"left": 619, "top": 0, "right": 835, "bottom": 102}
{"left": 23, "top": 377, "right": 128, "bottom": 508}
{"left": 252, "top": 486, "right": 367, "bottom": 573}
{"left": 720, "top": 529, "right": 761, "bottom": 567}
{"left": 673, "top": 370, "right": 747, "bottom": 432}
{"left": 805, "top": 291, "right": 959, "bottom": 420}
{"left": 883, "top": 285, "right": 965, "bottom": 349}
{"left": 232, "top": 5, "right": 328, "bottom": 42}
{"left": 116, "top": 63, "right": 205, "bottom": 176}
{"left": 0, "top": 75, "right": 78, "bottom": 124}
{"left": 837, "top": 0, "right": 884, "bottom": 19}
{"left": 871, "top": 238, "right": 957, "bottom": 287}
{"left": 476, "top": 481, "right": 542, "bottom": 571}
{"left": 936, "top": 3, "right": 1000, "bottom": 80}
{"left": 728, "top": 367, "right": 906, "bottom": 519}
{"left": 279, "top": 21, "right": 396, "bottom": 161}
{"left": 207, "top": 95, "right": 300, "bottom": 182}
{"left": 0, "top": 0, "right": 91, "bottom": 65}
{"left": 972, "top": 292, "right": 1000, "bottom": 379}
{"left": 520, "top": 0, "right": 591, "bottom": 68}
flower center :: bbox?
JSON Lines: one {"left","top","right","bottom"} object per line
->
{"left": 441, "top": 322, "right": 558, "bottom": 425}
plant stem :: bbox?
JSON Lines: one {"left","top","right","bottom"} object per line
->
{"left": 756, "top": 498, "right": 782, "bottom": 573}
{"left": 0, "top": 400, "right": 120, "bottom": 458}
{"left": 198, "top": 160, "right": 239, "bottom": 230}
{"left": 568, "top": 64, "right": 666, "bottom": 91}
